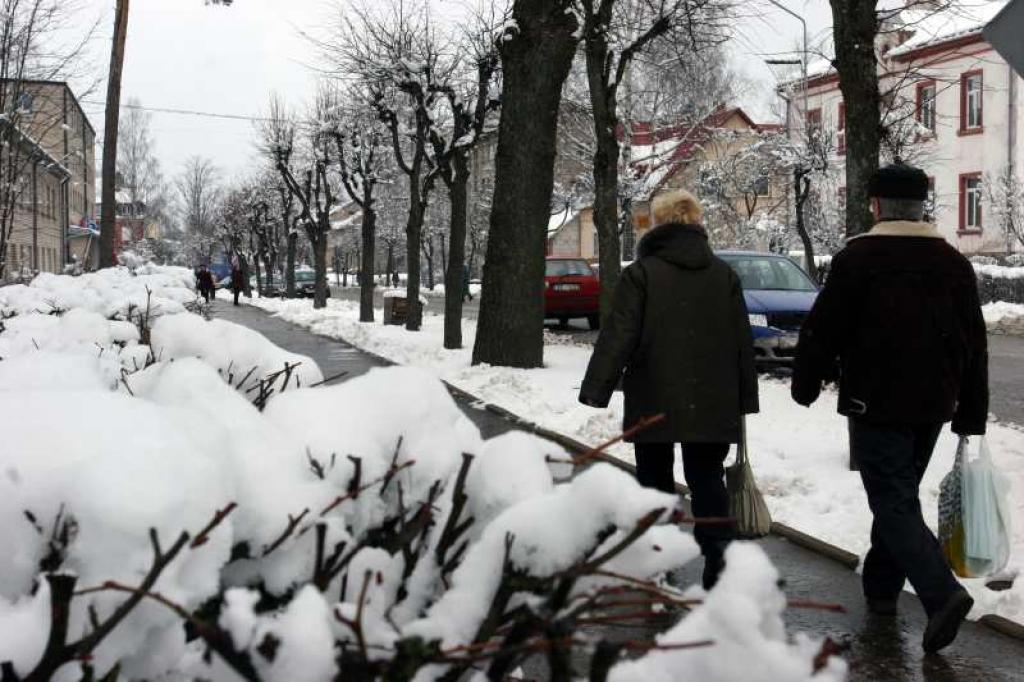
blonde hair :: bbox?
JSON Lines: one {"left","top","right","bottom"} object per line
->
{"left": 651, "top": 189, "right": 704, "bottom": 227}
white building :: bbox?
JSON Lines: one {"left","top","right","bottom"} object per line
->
{"left": 784, "top": 0, "right": 1023, "bottom": 254}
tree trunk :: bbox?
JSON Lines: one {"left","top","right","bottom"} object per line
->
{"left": 585, "top": 29, "right": 622, "bottom": 325}
{"left": 405, "top": 178, "right": 425, "bottom": 331}
{"left": 793, "top": 171, "right": 818, "bottom": 282}
{"left": 313, "top": 229, "right": 328, "bottom": 309}
{"left": 830, "top": 0, "right": 881, "bottom": 238}
{"left": 263, "top": 256, "right": 274, "bottom": 292}
{"left": 99, "top": 0, "right": 131, "bottom": 268}
{"left": 286, "top": 231, "right": 297, "bottom": 297}
{"left": 252, "top": 257, "right": 262, "bottom": 297}
{"left": 360, "top": 206, "right": 376, "bottom": 323}
{"left": 423, "top": 239, "right": 435, "bottom": 291}
{"left": 239, "top": 253, "right": 252, "bottom": 298}
{"left": 471, "top": 0, "right": 578, "bottom": 368}
{"left": 443, "top": 157, "right": 470, "bottom": 349}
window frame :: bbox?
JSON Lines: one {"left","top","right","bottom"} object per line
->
{"left": 959, "top": 70, "right": 984, "bottom": 134}
{"left": 959, "top": 172, "right": 983, "bottom": 233}
{"left": 837, "top": 101, "right": 846, "bottom": 155}
{"left": 916, "top": 79, "right": 937, "bottom": 136}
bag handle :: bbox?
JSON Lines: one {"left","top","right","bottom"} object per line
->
{"left": 956, "top": 435, "right": 969, "bottom": 467}
{"left": 737, "top": 415, "right": 749, "bottom": 466}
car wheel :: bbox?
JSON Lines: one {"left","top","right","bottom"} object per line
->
{"left": 587, "top": 314, "right": 600, "bottom": 330}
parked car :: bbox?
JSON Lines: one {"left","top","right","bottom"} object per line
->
{"left": 544, "top": 257, "right": 600, "bottom": 330}
{"left": 717, "top": 251, "right": 819, "bottom": 364}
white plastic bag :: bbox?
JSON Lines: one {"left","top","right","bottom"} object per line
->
{"left": 960, "top": 436, "right": 1012, "bottom": 577}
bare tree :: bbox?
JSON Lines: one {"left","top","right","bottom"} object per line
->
{"left": 576, "top": 0, "right": 727, "bottom": 321}
{"left": 271, "top": 88, "right": 340, "bottom": 309}
{"left": 258, "top": 94, "right": 300, "bottom": 297}
{"left": 329, "top": 0, "right": 457, "bottom": 331}
{"left": 987, "top": 166, "right": 1024, "bottom": 253}
{"left": 117, "top": 98, "right": 169, "bottom": 227}
{"left": 332, "top": 105, "right": 390, "bottom": 323}
{"left": 176, "top": 156, "right": 221, "bottom": 264}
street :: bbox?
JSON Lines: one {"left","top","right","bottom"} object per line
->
{"left": 331, "top": 285, "right": 1024, "bottom": 426}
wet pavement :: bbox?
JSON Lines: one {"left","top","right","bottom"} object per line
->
{"left": 213, "top": 300, "right": 1024, "bottom": 681}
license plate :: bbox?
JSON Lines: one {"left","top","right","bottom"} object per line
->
{"left": 552, "top": 283, "right": 581, "bottom": 292}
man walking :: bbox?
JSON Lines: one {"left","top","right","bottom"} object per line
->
{"left": 196, "top": 264, "right": 215, "bottom": 303}
{"left": 792, "top": 164, "right": 988, "bottom": 653}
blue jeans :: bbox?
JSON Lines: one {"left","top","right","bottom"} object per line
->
{"left": 850, "top": 419, "right": 961, "bottom": 616}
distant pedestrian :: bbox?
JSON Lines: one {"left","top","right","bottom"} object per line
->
{"left": 230, "top": 259, "right": 245, "bottom": 307}
{"left": 578, "top": 189, "right": 759, "bottom": 590}
{"left": 462, "top": 264, "right": 473, "bottom": 302}
{"left": 791, "top": 163, "right": 988, "bottom": 653}
{"left": 196, "top": 265, "right": 215, "bottom": 303}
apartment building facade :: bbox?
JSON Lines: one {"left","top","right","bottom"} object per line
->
{"left": 786, "top": 1, "right": 1023, "bottom": 255}
{"left": 1, "top": 80, "right": 96, "bottom": 279}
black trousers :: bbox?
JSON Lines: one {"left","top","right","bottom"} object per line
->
{"left": 634, "top": 442, "right": 733, "bottom": 560}
{"left": 850, "top": 419, "right": 961, "bottom": 616}
{"left": 233, "top": 289, "right": 241, "bottom": 305}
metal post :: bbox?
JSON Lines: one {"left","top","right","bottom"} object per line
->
{"left": 766, "top": 0, "right": 809, "bottom": 134}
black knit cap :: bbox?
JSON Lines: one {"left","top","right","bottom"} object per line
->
{"left": 868, "top": 163, "right": 929, "bottom": 201}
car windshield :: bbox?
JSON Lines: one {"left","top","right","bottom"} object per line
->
{"left": 545, "top": 260, "right": 593, "bottom": 277}
{"left": 719, "top": 255, "right": 817, "bottom": 292}
{"left": 294, "top": 271, "right": 315, "bottom": 283}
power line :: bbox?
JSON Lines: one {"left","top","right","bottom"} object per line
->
{"left": 81, "top": 100, "right": 272, "bottom": 123}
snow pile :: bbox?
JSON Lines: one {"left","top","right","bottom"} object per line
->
{"left": 0, "top": 266, "right": 196, "bottom": 320}
{"left": 975, "top": 263, "right": 1024, "bottom": 280}
{"left": 0, "top": 269, "right": 846, "bottom": 680}
{"left": 246, "top": 293, "right": 1024, "bottom": 627}
{"left": 983, "top": 301, "right": 1024, "bottom": 326}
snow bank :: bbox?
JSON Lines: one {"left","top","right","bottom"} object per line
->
{"left": 975, "top": 264, "right": 1024, "bottom": 280}
{"left": 247, "top": 294, "right": 1024, "bottom": 627}
{"left": 983, "top": 301, "right": 1024, "bottom": 326}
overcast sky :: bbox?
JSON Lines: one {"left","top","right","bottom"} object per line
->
{"left": 76, "top": 0, "right": 834, "bottom": 187}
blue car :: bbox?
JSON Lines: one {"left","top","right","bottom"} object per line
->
{"left": 717, "top": 251, "right": 819, "bottom": 364}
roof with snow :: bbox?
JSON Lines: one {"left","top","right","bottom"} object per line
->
{"left": 888, "top": 0, "right": 1008, "bottom": 58}
{"left": 623, "top": 107, "right": 776, "bottom": 197}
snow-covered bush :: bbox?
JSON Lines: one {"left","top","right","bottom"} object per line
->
{"left": 0, "top": 268, "right": 847, "bottom": 681}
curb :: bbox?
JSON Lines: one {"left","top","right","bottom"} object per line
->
{"left": 242, "top": 302, "right": 1024, "bottom": 643}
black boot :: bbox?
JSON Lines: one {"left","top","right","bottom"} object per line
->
{"left": 923, "top": 590, "right": 973, "bottom": 653}
{"left": 702, "top": 555, "right": 726, "bottom": 590}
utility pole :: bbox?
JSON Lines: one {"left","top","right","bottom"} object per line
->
{"left": 99, "top": 0, "right": 130, "bottom": 268}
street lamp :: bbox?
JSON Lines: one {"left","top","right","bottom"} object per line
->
{"left": 765, "top": 0, "right": 809, "bottom": 136}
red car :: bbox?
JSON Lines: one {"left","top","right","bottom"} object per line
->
{"left": 545, "top": 257, "right": 600, "bottom": 329}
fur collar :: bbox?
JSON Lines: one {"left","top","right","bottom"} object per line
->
{"left": 850, "top": 221, "right": 943, "bottom": 241}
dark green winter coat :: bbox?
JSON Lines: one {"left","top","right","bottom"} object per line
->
{"left": 579, "top": 223, "right": 759, "bottom": 444}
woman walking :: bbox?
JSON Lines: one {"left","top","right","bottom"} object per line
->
{"left": 579, "top": 189, "right": 758, "bottom": 589}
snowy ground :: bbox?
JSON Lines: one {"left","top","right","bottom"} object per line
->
{"left": 984, "top": 301, "right": 1024, "bottom": 331}
{"left": 245, "top": 293, "right": 1024, "bottom": 626}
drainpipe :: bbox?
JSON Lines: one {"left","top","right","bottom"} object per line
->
{"left": 60, "top": 175, "right": 70, "bottom": 270}
{"left": 1009, "top": 64, "right": 1018, "bottom": 254}
{"left": 31, "top": 158, "right": 39, "bottom": 273}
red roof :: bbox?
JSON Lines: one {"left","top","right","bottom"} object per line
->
{"left": 622, "top": 107, "right": 775, "bottom": 195}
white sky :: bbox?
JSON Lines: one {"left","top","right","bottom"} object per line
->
{"left": 76, "top": 0, "right": 835, "bottom": 187}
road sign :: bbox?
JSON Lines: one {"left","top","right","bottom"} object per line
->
{"left": 984, "top": 0, "right": 1024, "bottom": 77}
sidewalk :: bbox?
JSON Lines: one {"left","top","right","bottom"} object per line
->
{"left": 213, "top": 300, "right": 1024, "bottom": 681}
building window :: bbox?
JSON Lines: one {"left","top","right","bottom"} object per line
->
{"left": 960, "top": 71, "right": 983, "bottom": 132}
{"left": 837, "top": 102, "right": 846, "bottom": 154}
{"left": 959, "top": 173, "right": 982, "bottom": 231}
{"left": 752, "top": 175, "right": 771, "bottom": 197}
{"left": 806, "top": 108, "right": 822, "bottom": 139}
{"left": 916, "top": 80, "right": 937, "bottom": 134}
